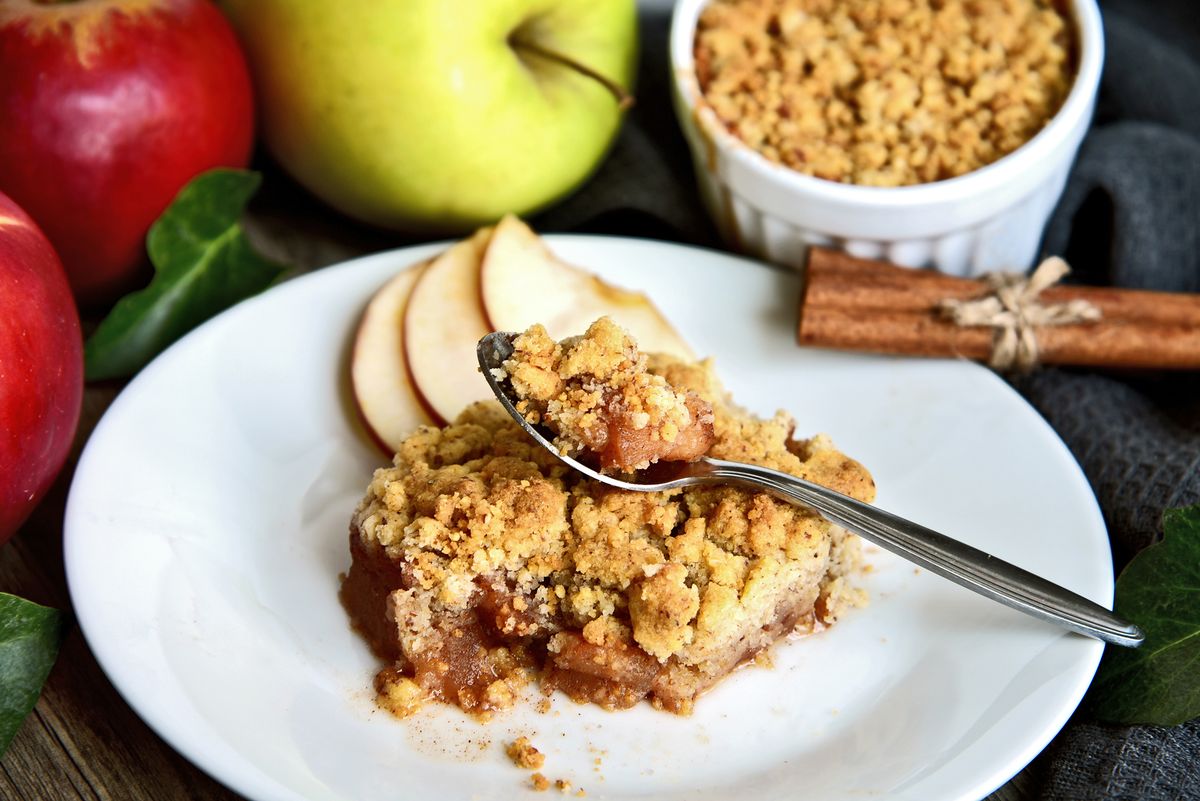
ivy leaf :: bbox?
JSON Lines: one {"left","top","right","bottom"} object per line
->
{"left": 1090, "top": 504, "right": 1200, "bottom": 726}
{"left": 84, "top": 168, "right": 288, "bottom": 380}
{"left": 0, "top": 593, "right": 66, "bottom": 756}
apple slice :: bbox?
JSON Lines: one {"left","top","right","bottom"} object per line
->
{"left": 351, "top": 261, "right": 432, "bottom": 455}
{"left": 481, "top": 215, "right": 694, "bottom": 360}
{"left": 403, "top": 227, "right": 495, "bottom": 425}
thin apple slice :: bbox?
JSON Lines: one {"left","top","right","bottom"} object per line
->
{"left": 481, "top": 215, "right": 694, "bottom": 360}
{"left": 351, "top": 260, "right": 433, "bottom": 455}
{"left": 403, "top": 227, "right": 494, "bottom": 425}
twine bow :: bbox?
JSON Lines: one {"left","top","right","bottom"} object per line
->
{"left": 937, "top": 257, "right": 1103, "bottom": 372}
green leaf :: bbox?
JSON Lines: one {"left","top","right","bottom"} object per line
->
{"left": 84, "top": 168, "right": 288, "bottom": 380}
{"left": 0, "top": 593, "right": 66, "bottom": 756}
{"left": 1090, "top": 504, "right": 1200, "bottom": 726}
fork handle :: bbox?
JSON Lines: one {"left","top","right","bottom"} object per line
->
{"left": 701, "top": 458, "right": 1143, "bottom": 647}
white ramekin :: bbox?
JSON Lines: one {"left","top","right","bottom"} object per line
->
{"left": 670, "top": 0, "right": 1104, "bottom": 276}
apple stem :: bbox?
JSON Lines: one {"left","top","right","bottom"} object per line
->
{"left": 510, "top": 39, "right": 635, "bottom": 111}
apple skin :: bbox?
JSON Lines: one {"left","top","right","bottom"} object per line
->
{"left": 0, "top": 0, "right": 255, "bottom": 305}
{"left": 0, "top": 191, "right": 83, "bottom": 546}
{"left": 350, "top": 261, "right": 432, "bottom": 455}
{"left": 403, "top": 227, "right": 496, "bottom": 425}
{"left": 219, "top": 0, "right": 636, "bottom": 233}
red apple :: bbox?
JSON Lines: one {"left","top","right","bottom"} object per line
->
{"left": 0, "top": 0, "right": 254, "bottom": 305}
{"left": 0, "top": 190, "right": 83, "bottom": 545}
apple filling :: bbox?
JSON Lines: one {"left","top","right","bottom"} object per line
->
{"left": 501, "top": 317, "right": 716, "bottom": 472}
{"left": 343, "top": 343, "right": 875, "bottom": 719}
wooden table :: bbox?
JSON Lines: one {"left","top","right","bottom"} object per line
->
{"left": 0, "top": 184, "right": 1037, "bottom": 801}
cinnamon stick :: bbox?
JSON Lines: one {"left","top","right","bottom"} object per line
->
{"left": 797, "top": 248, "right": 1200, "bottom": 369}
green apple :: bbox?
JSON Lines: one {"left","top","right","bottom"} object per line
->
{"left": 219, "top": 0, "right": 636, "bottom": 232}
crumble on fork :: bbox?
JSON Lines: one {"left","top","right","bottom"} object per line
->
{"left": 341, "top": 319, "right": 874, "bottom": 719}
{"left": 500, "top": 317, "right": 715, "bottom": 472}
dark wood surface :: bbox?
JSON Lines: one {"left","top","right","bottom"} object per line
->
{"left": 0, "top": 196, "right": 1037, "bottom": 801}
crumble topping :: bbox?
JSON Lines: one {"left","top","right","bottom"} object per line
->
{"left": 344, "top": 329, "right": 874, "bottom": 718}
{"left": 501, "top": 317, "right": 715, "bottom": 471}
{"left": 695, "top": 0, "right": 1074, "bottom": 186}
{"left": 506, "top": 736, "right": 546, "bottom": 770}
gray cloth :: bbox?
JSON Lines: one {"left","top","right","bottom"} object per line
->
{"left": 1037, "top": 718, "right": 1200, "bottom": 801}
{"left": 534, "top": 2, "right": 1200, "bottom": 798}
{"left": 1018, "top": 3, "right": 1200, "bottom": 798}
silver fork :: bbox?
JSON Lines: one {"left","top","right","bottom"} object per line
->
{"left": 478, "top": 331, "right": 1143, "bottom": 648}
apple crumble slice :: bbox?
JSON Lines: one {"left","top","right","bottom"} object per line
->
{"left": 500, "top": 317, "right": 715, "bottom": 471}
{"left": 342, "top": 327, "right": 874, "bottom": 719}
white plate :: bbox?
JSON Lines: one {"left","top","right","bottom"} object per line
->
{"left": 65, "top": 237, "right": 1111, "bottom": 801}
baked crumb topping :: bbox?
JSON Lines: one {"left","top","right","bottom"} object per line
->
{"left": 506, "top": 736, "right": 545, "bottom": 770}
{"left": 501, "top": 317, "right": 715, "bottom": 471}
{"left": 695, "top": 0, "right": 1074, "bottom": 186}
{"left": 342, "top": 326, "right": 874, "bottom": 719}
